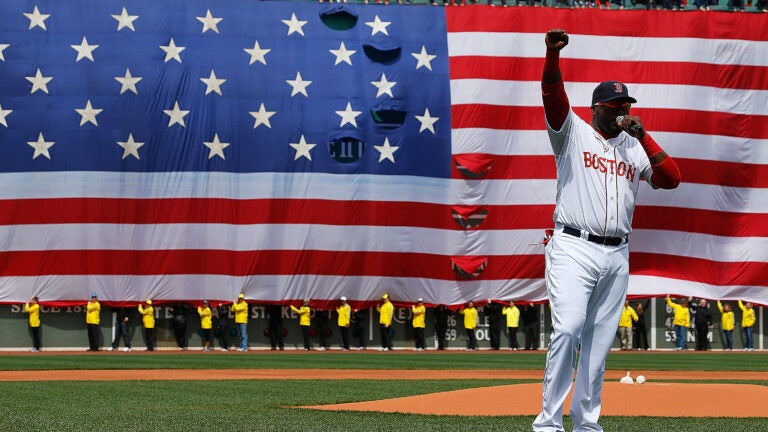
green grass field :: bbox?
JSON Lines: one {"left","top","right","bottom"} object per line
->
{"left": 2, "top": 351, "right": 766, "bottom": 432}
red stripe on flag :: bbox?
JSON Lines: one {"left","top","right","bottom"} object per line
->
{"left": 0, "top": 250, "right": 545, "bottom": 280}
{"left": 0, "top": 198, "right": 557, "bottom": 230}
{"left": 675, "top": 158, "right": 768, "bottom": 189}
{"left": 452, "top": 105, "right": 768, "bottom": 139}
{"left": 632, "top": 253, "right": 768, "bottom": 287}
{"left": 450, "top": 57, "right": 768, "bottom": 91}
{"left": 0, "top": 198, "right": 450, "bottom": 228}
{"left": 633, "top": 206, "right": 768, "bottom": 238}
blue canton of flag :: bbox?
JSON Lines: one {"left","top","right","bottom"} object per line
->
{"left": 0, "top": 0, "right": 451, "bottom": 176}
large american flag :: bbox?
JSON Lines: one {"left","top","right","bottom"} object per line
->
{"left": 0, "top": 1, "right": 766, "bottom": 307}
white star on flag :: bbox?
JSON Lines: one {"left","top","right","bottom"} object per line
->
{"left": 365, "top": 15, "right": 391, "bottom": 36}
{"left": 0, "top": 104, "right": 12, "bottom": 127}
{"left": 71, "top": 37, "right": 99, "bottom": 62}
{"left": 160, "top": 38, "right": 186, "bottom": 63}
{"left": 115, "top": 68, "right": 142, "bottom": 95}
{"left": 203, "top": 134, "right": 230, "bottom": 160}
{"left": 412, "top": 46, "right": 437, "bottom": 71}
{"left": 289, "top": 134, "right": 316, "bottom": 161}
{"left": 197, "top": 9, "right": 223, "bottom": 34}
{"left": 244, "top": 40, "right": 271, "bottom": 65}
{"left": 330, "top": 42, "right": 356, "bottom": 66}
{"left": 415, "top": 107, "right": 440, "bottom": 134}
{"left": 25, "top": 68, "right": 52, "bottom": 94}
{"left": 201, "top": 70, "right": 226, "bottom": 95}
{"left": 371, "top": 73, "right": 396, "bottom": 98}
{"left": 75, "top": 100, "right": 103, "bottom": 126}
{"left": 374, "top": 137, "right": 399, "bottom": 164}
{"left": 117, "top": 133, "right": 144, "bottom": 160}
{"left": 286, "top": 71, "right": 312, "bottom": 97}
{"left": 336, "top": 102, "right": 362, "bottom": 128}
{"left": 163, "top": 101, "right": 190, "bottom": 127}
{"left": 0, "top": 44, "right": 9, "bottom": 61}
{"left": 111, "top": 7, "right": 139, "bottom": 32}
{"left": 282, "top": 13, "right": 307, "bottom": 36}
{"left": 249, "top": 103, "right": 276, "bottom": 129}
{"left": 27, "top": 132, "right": 55, "bottom": 160}
{"left": 24, "top": 6, "right": 50, "bottom": 31}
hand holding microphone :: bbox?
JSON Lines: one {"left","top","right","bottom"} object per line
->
{"left": 616, "top": 115, "right": 645, "bottom": 138}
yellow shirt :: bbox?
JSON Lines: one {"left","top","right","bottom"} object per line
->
{"left": 738, "top": 300, "right": 756, "bottom": 328}
{"left": 411, "top": 305, "right": 426, "bottom": 329}
{"left": 24, "top": 303, "right": 41, "bottom": 328}
{"left": 231, "top": 300, "right": 248, "bottom": 324}
{"left": 618, "top": 306, "right": 639, "bottom": 328}
{"left": 198, "top": 306, "right": 212, "bottom": 329}
{"left": 86, "top": 300, "right": 101, "bottom": 325}
{"left": 336, "top": 304, "right": 351, "bottom": 327}
{"left": 377, "top": 301, "right": 394, "bottom": 326}
{"left": 717, "top": 301, "right": 735, "bottom": 331}
{"left": 666, "top": 297, "right": 690, "bottom": 327}
{"left": 459, "top": 307, "right": 478, "bottom": 330}
{"left": 502, "top": 306, "right": 520, "bottom": 328}
{"left": 290, "top": 305, "right": 311, "bottom": 326}
{"left": 138, "top": 305, "right": 155, "bottom": 329}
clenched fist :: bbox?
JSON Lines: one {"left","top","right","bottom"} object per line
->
{"left": 545, "top": 29, "right": 569, "bottom": 52}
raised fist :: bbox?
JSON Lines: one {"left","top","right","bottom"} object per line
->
{"left": 545, "top": 29, "right": 569, "bottom": 52}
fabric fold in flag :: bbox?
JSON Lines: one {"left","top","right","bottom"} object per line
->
{"left": 450, "top": 205, "right": 489, "bottom": 229}
{"left": 451, "top": 256, "right": 488, "bottom": 279}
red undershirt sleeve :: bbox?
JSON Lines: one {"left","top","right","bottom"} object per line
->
{"left": 541, "top": 49, "right": 569, "bottom": 131}
{"left": 640, "top": 133, "right": 681, "bottom": 189}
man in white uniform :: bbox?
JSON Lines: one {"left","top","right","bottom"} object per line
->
{"left": 533, "top": 29, "right": 681, "bottom": 432}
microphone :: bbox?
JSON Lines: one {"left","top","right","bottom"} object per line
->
{"left": 616, "top": 115, "right": 640, "bottom": 134}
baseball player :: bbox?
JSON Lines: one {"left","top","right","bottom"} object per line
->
{"left": 533, "top": 29, "right": 681, "bottom": 432}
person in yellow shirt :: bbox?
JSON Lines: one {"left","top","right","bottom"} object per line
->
{"left": 138, "top": 299, "right": 156, "bottom": 351}
{"left": 411, "top": 298, "right": 426, "bottom": 351}
{"left": 738, "top": 300, "right": 756, "bottom": 351}
{"left": 717, "top": 301, "right": 735, "bottom": 351}
{"left": 618, "top": 300, "right": 639, "bottom": 350}
{"left": 231, "top": 294, "right": 249, "bottom": 351}
{"left": 502, "top": 301, "right": 520, "bottom": 350}
{"left": 24, "top": 296, "right": 41, "bottom": 352}
{"left": 336, "top": 296, "right": 351, "bottom": 350}
{"left": 666, "top": 295, "right": 690, "bottom": 351}
{"left": 198, "top": 300, "right": 213, "bottom": 351}
{"left": 376, "top": 294, "right": 394, "bottom": 351}
{"left": 459, "top": 301, "right": 478, "bottom": 351}
{"left": 290, "top": 299, "right": 313, "bottom": 351}
{"left": 86, "top": 293, "right": 101, "bottom": 351}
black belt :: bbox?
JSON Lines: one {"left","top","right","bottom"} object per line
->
{"left": 562, "top": 226, "right": 626, "bottom": 247}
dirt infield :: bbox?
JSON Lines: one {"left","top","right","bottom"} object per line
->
{"left": 2, "top": 368, "right": 765, "bottom": 417}
{"left": 304, "top": 382, "right": 768, "bottom": 418}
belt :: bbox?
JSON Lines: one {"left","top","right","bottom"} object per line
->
{"left": 562, "top": 226, "right": 626, "bottom": 247}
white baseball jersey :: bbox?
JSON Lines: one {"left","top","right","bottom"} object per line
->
{"left": 546, "top": 109, "right": 653, "bottom": 238}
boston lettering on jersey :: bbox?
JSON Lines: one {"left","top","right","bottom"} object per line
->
{"left": 582, "top": 151, "right": 636, "bottom": 183}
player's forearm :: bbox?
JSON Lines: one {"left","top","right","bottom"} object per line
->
{"left": 541, "top": 50, "right": 569, "bottom": 130}
{"left": 640, "top": 134, "right": 681, "bottom": 189}
{"left": 542, "top": 49, "right": 562, "bottom": 85}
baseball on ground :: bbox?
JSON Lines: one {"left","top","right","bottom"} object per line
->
{"left": 636, "top": 375, "right": 646, "bottom": 384}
